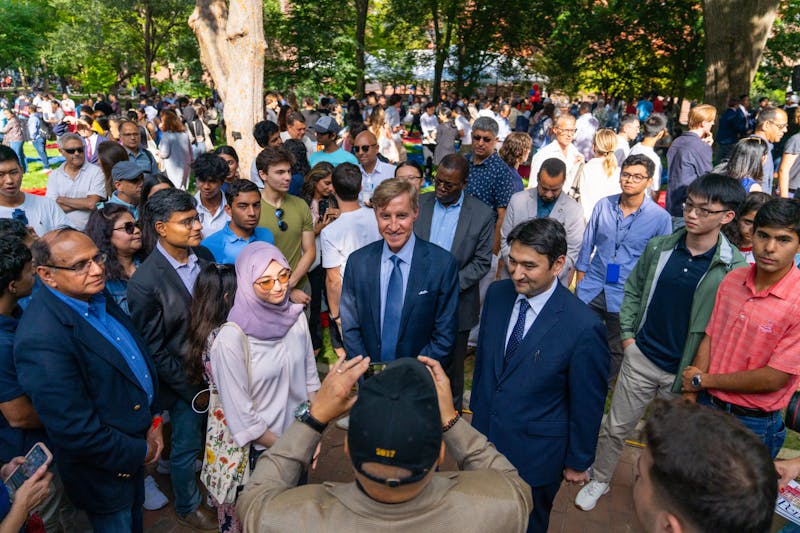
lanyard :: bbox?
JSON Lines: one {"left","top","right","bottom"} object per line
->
{"left": 613, "top": 201, "right": 641, "bottom": 261}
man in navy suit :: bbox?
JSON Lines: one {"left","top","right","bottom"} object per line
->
{"left": 470, "top": 218, "right": 609, "bottom": 533}
{"left": 341, "top": 178, "right": 459, "bottom": 363}
{"left": 14, "top": 228, "right": 162, "bottom": 532}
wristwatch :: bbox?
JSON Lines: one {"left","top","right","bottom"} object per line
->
{"left": 691, "top": 373, "right": 703, "bottom": 390}
{"left": 294, "top": 401, "right": 327, "bottom": 433}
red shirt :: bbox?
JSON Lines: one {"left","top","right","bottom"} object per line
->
{"left": 706, "top": 264, "right": 800, "bottom": 411}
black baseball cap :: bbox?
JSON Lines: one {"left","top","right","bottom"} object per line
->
{"left": 347, "top": 358, "right": 442, "bottom": 487}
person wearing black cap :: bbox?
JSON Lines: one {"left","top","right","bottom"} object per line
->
{"left": 236, "top": 355, "right": 533, "bottom": 532}
{"left": 309, "top": 116, "right": 358, "bottom": 168}
{"left": 107, "top": 160, "right": 144, "bottom": 219}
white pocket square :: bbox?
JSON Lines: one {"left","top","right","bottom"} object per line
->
{"left": 418, "top": 290, "right": 429, "bottom": 295}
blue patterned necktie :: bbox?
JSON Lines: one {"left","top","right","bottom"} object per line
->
{"left": 504, "top": 299, "right": 530, "bottom": 368}
{"left": 381, "top": 255, "right": 403, "bottom": 361}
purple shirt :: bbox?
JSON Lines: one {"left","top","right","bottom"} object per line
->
{"left": 156, "top": 241, "right": 200, "bottom": 295}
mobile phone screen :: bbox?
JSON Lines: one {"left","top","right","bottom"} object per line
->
{"left": 5, "top": 444, "right": 50, "bottom": 494}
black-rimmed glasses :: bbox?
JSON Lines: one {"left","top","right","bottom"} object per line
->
{"left": 42, "top": 253, "right": 107, "bottom": 275}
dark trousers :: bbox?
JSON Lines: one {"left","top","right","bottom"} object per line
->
{"left": 446, "top": 331, "right": 469, "bottom": 412}
{"left": 527, "top": 481, "right": 561, "bottom": 533}
{"left": 589, "top": 292, "right": 623, "bottom": 387}
{"left": 308, "top": 265, "right": 343, "bottom": 351}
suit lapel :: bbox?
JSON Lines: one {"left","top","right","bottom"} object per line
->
{"left": 399, "top": 239, "right": 429, "bottom": 335}
{"left": 450, "top": 197, "right": 471, "bottom": 259}
{"left": 415, "top": 194, "right": 434, "bottom": 240}
{"left": 499, "top": 283, "right": 566, "bottom": 383}
{"left": 493, "top": 282, "right": 518, "bottom": 381}
{"left": 367, "top": 245, "right": 382, "bottom": 337}
{"left": 152, "top": 248, "right": 192, "bottom": 304}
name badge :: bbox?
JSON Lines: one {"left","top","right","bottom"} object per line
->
{"left": 606, "top": 263, "right": 621, "bottom": 283}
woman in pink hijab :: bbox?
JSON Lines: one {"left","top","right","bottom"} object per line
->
{"left": 210, "top": 242, "right": 320, "bottom": 460}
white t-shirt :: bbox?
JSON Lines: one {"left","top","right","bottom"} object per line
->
{"left": 46, "top": 162, "right": 106, "bottom": 230}
{"left": 320, "top": 207, "right": 381, "bottom": 276}
{"left": 455, "top": 115, "right": 472, "bottom": 145}
{"left": 0, "top": 193, "right": 72, "bottom": 236}
{"left": 629, "top": 142, "right": 662, "bottom": 195}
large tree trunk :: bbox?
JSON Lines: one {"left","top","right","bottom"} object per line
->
{"left": 354, "top": 0, "right": 368, "bottom": 97}
{"left": 703, "top": 0, "right": 780, "bottom": 112}
{"left": 190, "top": 0, "right": 266, "bottom": 178}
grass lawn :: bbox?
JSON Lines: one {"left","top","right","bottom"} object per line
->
{"left": 20, "top": 142, "right": 62, "bottom": 191}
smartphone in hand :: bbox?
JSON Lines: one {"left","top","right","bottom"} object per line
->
{"left": 4, "top": 442, "right": 53, "bottom": 497}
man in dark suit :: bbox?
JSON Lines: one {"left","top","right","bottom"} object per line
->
{"left": 341, "top": 178, "right": 459, "bottom": 363}
{"left": 127, "top": 189, "right": 216, "bottom": 530}
{"left": 470, "top": 218, "right": 609, "bottom": 533}
{"left": 415, "top": 154, "right": 493, "bottom": 410}
{"left": 15, "top": 228, "right": 162, "bottom": 531}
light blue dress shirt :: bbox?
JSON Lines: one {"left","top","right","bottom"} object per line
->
{"left": 46, "top": 286, "right": 154, "bottom": 405}
{"left": 504, "top": 277, "right": 559, "bottom": 348}
{"left": 430, "top": 191, "right": 464, "bottom": 252}
{"left": 379, "top": 233, "right": 415, "bottom": 331}
{"left": 156, "top": 241, "right": 200, "bottom": 295}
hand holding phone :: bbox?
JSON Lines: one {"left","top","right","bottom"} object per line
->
{"left": 3, "top": 442, "right": 53, "bottom": 497}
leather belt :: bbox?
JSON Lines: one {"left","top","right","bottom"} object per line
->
{"left": 709, "top": 395, "right": 775, "bottom": 418}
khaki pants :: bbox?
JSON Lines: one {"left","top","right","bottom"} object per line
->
{"left": 591, "top": 341, "right": 679, "bottom": 482}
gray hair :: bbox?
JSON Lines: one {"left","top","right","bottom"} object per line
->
{"left": 58, "top": 133, "right": 83, "bottom": 148}
{"left": 472, "top": 116, "right": 499, "bottom": 136}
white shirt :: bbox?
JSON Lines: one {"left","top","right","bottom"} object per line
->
{"left": 421, "top": 113, "right": 439, "bottom": 141}
{"left": 574, "top": 113, "right": 599, "bottom": 162}
{"left": 0, "top": 193, "right": 72, "bottom": 236}
{"left": 194, "top": 191, "right": 230, "bottom": 238}
{"left": 504, "top": 278, "right": 559, "bottom": 348}
{"left": 456, "top": 115, "right": 472, "bottom": 145}
{"left": 320, "top": 207, "right": 381, "bottom": 276}
{"left": 211, "top": 316, "right": 321, "bottom": 450}
{"left": 359, "top": 159, "right": 396, "bottom": 205}
{"left": 45, "top": 162, "right": 106, "bottom": 230}
{"left": 615, "top": 134, "right": 632, "bottom": 166}
{"left": 629, "top": 142, "right": 661, "bottom": 195}
{"left": 279, "top": 131, "right": 317, "bottom": 157}
{"left": 528, "top": 140, "right": 583, "bottom": 189}
{"left": 578, "top": 158, "right": 622, "bottom": 222}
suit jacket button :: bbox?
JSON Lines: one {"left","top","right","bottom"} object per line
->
{"left": 133, "top": 404, "right": 141, "bottom": 411}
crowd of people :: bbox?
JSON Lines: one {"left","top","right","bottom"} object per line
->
{"left": 1, "top": 84, "right": 800, "bottom": 533}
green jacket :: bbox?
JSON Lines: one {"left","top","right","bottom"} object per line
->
{"left": 619, "top": 228, "right": 747, "bottom": 392}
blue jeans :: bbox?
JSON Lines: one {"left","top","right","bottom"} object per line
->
{"left": 86, "top": 469, "right": 143, "bottom": 533}
{"left": 170, "top": 398, "right": 203, "bottom": 515}
{"left": 8, "top": 141, "right": 26, "bottom": 172}
{"left": 700, "top": 393, "right": 786, "bottom": 458}
{"left": 31, "top": 137, "right": 49, "bottom": 168}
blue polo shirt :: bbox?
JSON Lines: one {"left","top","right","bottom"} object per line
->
{"left": 46, "top": 287, "right": 154, "bottom": 405}
{"left": 201, "top": 223, "right": 275, "bottom": 264}
{"left": 635, "top": 237, "right": 715, "bottom": 373}
{"left": 0, "top": 309, "right": 49, "bottom": 463}
{"left": 465, "top": 152, "right": 515, "bottom": 217}
{"left": 107, "top": 192, "right": 139, "bottom": 220}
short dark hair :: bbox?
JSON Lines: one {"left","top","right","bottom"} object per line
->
{"left": 0, "top": 236, "right": 32, "bottom": 297}
{"left": 253, "top": 120, "right": 279, "bottom": 148}
{"left": 255, "top": 145, "right": 295, "bottom": 174}
{"left": 753, "top": 198, "right": 800, "bottom": 240}
{"left": 642, "top": 113, "right": 667, "bottom": 138}
{"left": 286, "top": 112, "right": 305, "bottom": 126}
{"left": 538, "top": 158, "right": 567, "bottom": 182}
{"left": 621, "top": 153, "right": 656, "bottom": 179}
{"left": 0, "top": 145, "right": 20, "bottom": 166}
{"left": 224, "top": 179, "right": 260, "bottom": 205}
{"left": 191, "top": 153, "right": 228, "bottom": 183}
{"left": 332, "top": 162, "right": 362, "bottom": 202}
{"left": 756, "top": 106, "right": 783, "bottom": 129}
{"left": 619, "top": 113, "right": 639, "bottom": 129}
{"left": 143, "top": 188, "right": 197, "bottom": 228}
{"left": 283, "top": 139, "right": 310, "bottom": 176}
{"left": 506, "top": 218, "right": 567, "bottom": 267}
{"left": 213, "top": 145, "right": 239, "bottom": 163}
{"left": 644, "top": 399, "right": 776, "bottom": 533}
{"left": 394, "top": 160, "right": 423, "bottom": 179}
{"left": 0, "top": 218, "right": 29, "bottom": 240}
{"left": 687, "top": 173, "right": 745, "bottom": 212}
{"left": 437, "top": 154, "right": 469, "bottom": 183}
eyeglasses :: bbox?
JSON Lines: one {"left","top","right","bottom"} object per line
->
{"left": 63, "top": 147, "right": 85, "bottom": 154}
{"left": 275, "top": 208, "right": 288, "bottom": 231}
{"left": 43, "top": 252, "right": 107, "bottom": 275}
{"left": 555, "top": 128, "right": 577, "bottom": 134}
{"left": 171, "top": 214, "right": 203, "bottom": 229}
{"left": 770, "top": 121, "right": 788, "bottom": 130}
{"left": 434, "top": 178, "right": 460, "bottom": 191}
{"left": 113, "top": 221, "right": 139, "bottom": 235}
{"left": 682, "top": 201, "right": 729, "bottom": 218}
{"left": 620, "top": 172, "right": 649, "bottom": 183}
{"left": 253, "top": 270, "right": 291, "bottom": 291}
{"left": 473, "top": 135, "right": 494, "bottom": 143}
{"left": 354, "top": 144, "right": 377, "bottom": 153}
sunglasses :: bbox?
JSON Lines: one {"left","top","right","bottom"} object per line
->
{"left": 354, "top": 144, "right": 376, "bottom": 153}
{"left": 253, "top": 270, "right": 290, "bottom": 291}
{"left": 113, "top": 221, "right": 139, "bottom": 235}
{"left": 63, "top": 147, "right": 85, "bottom": 154}
{"left": 275, "top": 208, "right": 288, "bottom": 231}
{"left": 473, "top": 135, "right": 494, "bottom": 143}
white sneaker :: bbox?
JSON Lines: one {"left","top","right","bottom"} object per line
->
{"left": 335, "top": 416, "right": 349, "bottom": 430}
{"left": 143, "top": 475, "right": 169, "bottom": 510}
{"left": 575, "top": 480, "right": 610, "bottom": 511}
